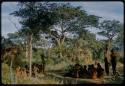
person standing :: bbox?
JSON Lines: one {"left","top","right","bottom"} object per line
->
{"left": 110, "top": 49, "right": 117, "bottom": 75}
{"left": 104, "top": 47, "right": 110, "bottom": 76}
{"left": 41, "top": 54, "right": 46, "bottom": 73}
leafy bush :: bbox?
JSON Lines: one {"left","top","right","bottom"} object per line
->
{"left": 64, "top": 64, "right": 74, "bottom": 77}
{"left": 119, "top": 57, "right": 123, "bottom": 63}
{"left": 2, "top": 63, "right": 11, "bottom": 84}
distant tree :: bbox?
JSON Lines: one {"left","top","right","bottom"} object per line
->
{"left": 113, "top": 24, "right": 124, "bottom": 51}
{"left": 97, "top": 20, "right": 121, "bottom": 62}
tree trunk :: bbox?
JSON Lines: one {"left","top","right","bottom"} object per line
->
{"left": 28, "top": 33, "right": 33, "bottom": 78}
{"left": 25, "top": 40, "right": 28, "bottom": 60}
{"left": 10, "top": 59, "right": 12, "bottom": 84}
{"left": 107, "top": 39, "right": 112, "bottom": 62}
{"left": 10, "top": 59, "right": 14, "bottom": 84}
{"left": 56, "top": 38, "right": 63, "bottom": 59}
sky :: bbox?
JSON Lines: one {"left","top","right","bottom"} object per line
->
{"left": 1, "top": 1, "right": 124, "bottom": 40}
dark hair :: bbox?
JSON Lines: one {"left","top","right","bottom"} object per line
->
{"left": 84, "top": 65, "right": 87, "bottom": 68}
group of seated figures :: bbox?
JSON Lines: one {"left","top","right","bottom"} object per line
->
{"left": 64, "top": 63, "right": 104, "bottom": 79}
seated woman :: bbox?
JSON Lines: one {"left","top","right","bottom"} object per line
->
{"left": 96, "top": 63, "right": 104, "bottom": 78}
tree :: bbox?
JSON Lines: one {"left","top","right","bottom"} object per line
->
{"left": 49, "top": 3, "right": 100, "bottom": 59}
{"left": 11, "top": 2, "right": 57, "bottom": 78}
{"left": 97, "top": 20, "right": 121, "bottom": 62}
{"left": 113, "top": 24, "right": 124, "bottom": 51}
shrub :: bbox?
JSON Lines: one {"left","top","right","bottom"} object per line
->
{"left": 2, "top": 63, "right": 11, "bottom": 84}
{"left": 64, "top": 64, "right": 74, "bottom": 77}
{"left": 119, "top": 57, "right": 123, "bottom": 63}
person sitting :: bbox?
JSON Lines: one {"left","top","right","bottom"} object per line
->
{"left": 82, "top": 65, "right": 88, "bottom": 78}
{"left": 96, "top": 63, "right": 104, "bottom": 78}
{"left": 73, "top": 64, "right": 81, "bottom": 78}
{"left": 91, "top": 64, "right": 97, "bottom": 79}
{"left": 25, "top": 65, "right": 29, "bottom": 76}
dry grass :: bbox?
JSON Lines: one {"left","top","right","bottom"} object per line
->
{"left": 2, "top": 63, "right": 11, "bottom": 84}
{"left": 17, "top": 76, "right": 60, "bottom": 84}
{"left": 2, "top": 63, "right": 60, "bottom": 84}
{"left": 46, "top": 61, "right": 71, "bottom": 71}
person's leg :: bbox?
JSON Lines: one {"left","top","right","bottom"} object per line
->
{"left": 43, "top": 64, "right": 45, "bottom": 73}
{"left": 105, "top": 64, "right": 109, "bottom": 75}
{"left": 111, "top": 61, "right": 114, "bottom": 75}
{"left": 111, "top": 60, "right": 116, "bottom": 75}
{"left": 41, "top": 64, "right": 43, "bottom": 73}
{"left": 113, "top": 62, "right": 116, "bottom": 75}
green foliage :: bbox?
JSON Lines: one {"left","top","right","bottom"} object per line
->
{"left": 11, "top": 2, "right": 58, "bottom": 37}
{"left": 64, "top": 64, "right": 74, "bottom": 74}
{"left": 98, "top": 20, "right": 121, "bottom": 39}
{"left": 13, "top": 54, "right": 25, "bottom": 68}
{"left": 113, "top": 24, "right": 124, "bottom": 51}
{"left": 119, "top": 57, "right": 124, "bottom": 63}
{"left": 1, "top": 36, "right": 14, "bottom": 49}
{"left": 2, "top": 63, "right": 11, "bottom": 84}
{"left": 5, "top": 2, "right": 123, "bottom": 77}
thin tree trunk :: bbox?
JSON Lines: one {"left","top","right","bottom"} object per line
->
{"left": 28, "top": 33, "right": 33, "bottom": 78}
{"left": 25, "top": 40, "right": 28, "bottom": 60}
{"left": 107, "top": 39, "right": 112, "bottom": 62}
{"left": 10, "top": 59, "right": 14, "bottom": 84}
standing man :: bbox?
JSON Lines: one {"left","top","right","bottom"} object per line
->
{"left": 41, "top": 54, "right": 46, "bottom": 73}
{"left": 110, "top": 49, "right": 117, "bottom": 75}
{"left": 104, "top": 46, "right": 110, "bottom": 75}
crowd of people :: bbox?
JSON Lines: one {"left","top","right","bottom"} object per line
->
{"left": 15, "top": 54, "right": 46, "bottom": 78}
{"left": 15, "top": 63, "right": 45, "bottom": 78}
{"left": 64, "top": 49, "right": 118, "bottom": 79}
{"left": 64, "top": 63, "right": 104, "bottom": 79}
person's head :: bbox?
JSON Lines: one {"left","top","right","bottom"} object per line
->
{"left": 91, "top": 64, "right": 94, "bottom": 68}
{"left": 95, "top": 61, "right": 98, "bottom": 65}
{"left": 88, "top": 65, "right": 91, "bottom": 68}
{"left": 97, "top": 63, "right": 101, "bottom": 67}
{"left": 84, "top": 65, "right": 87, "bottom": 69}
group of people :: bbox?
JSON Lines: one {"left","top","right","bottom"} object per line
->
{"left": 64, "top": 48, "right": 119, "bottom": 79}
{"left": 64, "top": 63, "right": 104, "bottom": 79}
{"left": 15, "top": 54, "right": 46, "bottom": 78}
{"left": 78, "top": 63, "right": 104, "bottom": 79}
{"left": 15, "top": 63, "right": 45, "bottom": 78}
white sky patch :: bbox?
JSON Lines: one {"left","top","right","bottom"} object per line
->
{"left": 82, "top": 2, "right": 123, "bottom": 23}
{"left": 1, "top": 2, "right": 20, "bottom": 37}
{"left": 85, "top": 27, "right": 108, "bottom": 40}
{"left": 2, "top": 13, "right": 21, "bottom": 37}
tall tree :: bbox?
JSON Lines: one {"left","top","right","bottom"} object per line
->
{"left": 49, "top": 3, "right": 100, "bottom": 59}
{"left": 11, "top": 2, "right": 57, "bottom": 78}
{"left": 97, "top": 20, "right": 121, "bottom": 62}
